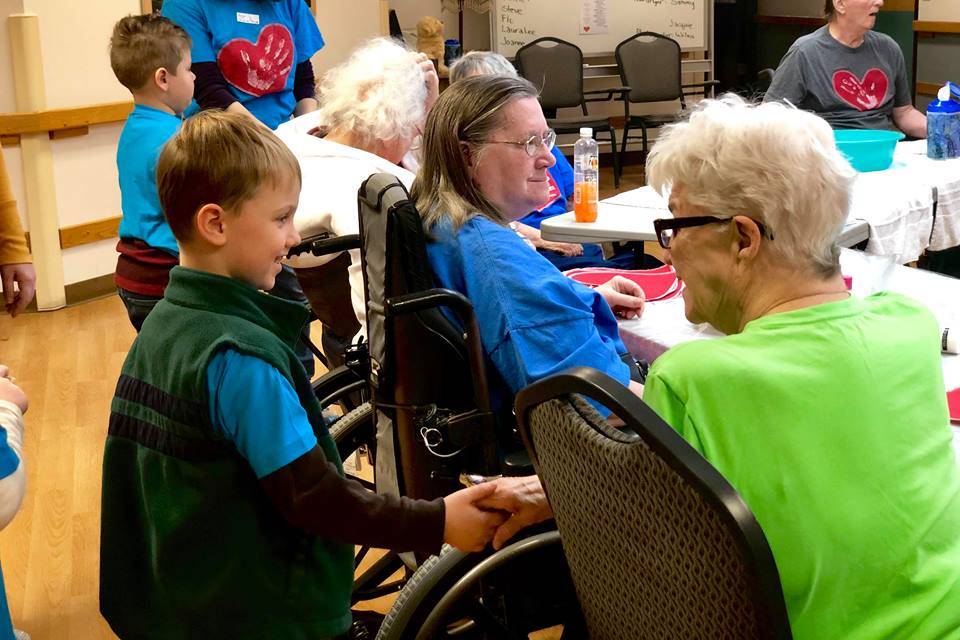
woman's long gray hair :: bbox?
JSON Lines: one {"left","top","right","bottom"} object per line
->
{"left": 412, "top": 74, "right": 539, "bottom": 230}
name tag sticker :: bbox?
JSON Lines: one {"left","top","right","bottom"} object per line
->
{"left": 237, "top": 12, "right": 260, "bottom": 25}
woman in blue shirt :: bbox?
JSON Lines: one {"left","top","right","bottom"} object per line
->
{"left": 412, "top": 75, "right": 647, "bottom": 414}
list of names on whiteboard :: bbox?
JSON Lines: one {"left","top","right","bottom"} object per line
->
{"left": 499, "top": 0, "right": 537, "bottom": 50}
{"left": 493, "top": 0, "right": 705, "bottom": 56}
{"left": 633, "top": 0, "right": 700, "bottom": 44}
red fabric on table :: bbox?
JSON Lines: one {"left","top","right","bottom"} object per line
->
{"left": 948, "top": 388, "right": 960, "bottom": 423}
{"left": 566, "top": 267, "right": 679, "bottom": 301}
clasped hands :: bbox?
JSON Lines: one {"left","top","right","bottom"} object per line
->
{"left": 442, "top": 475, "right": 553, "bottom": 553}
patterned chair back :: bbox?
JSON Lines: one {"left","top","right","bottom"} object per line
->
{"left": 515, "top": 367, "right": 793, "bottom": 640}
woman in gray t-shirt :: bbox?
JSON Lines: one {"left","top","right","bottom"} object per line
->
{"left": 764, "top": 0, "right": 926, "bottom": 138}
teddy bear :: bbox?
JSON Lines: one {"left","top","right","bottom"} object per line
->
{"left": 416, "top": 15, "right": 448, "bottom": 78}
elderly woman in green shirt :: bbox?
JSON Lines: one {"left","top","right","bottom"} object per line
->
{"left": 479, "top": 95, "right": 960, "bottom": 639}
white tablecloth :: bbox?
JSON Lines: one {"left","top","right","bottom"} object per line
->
{"left": 893, "top": 141, "right": 960, "bottom": 252}
{"left": 848, "top": 160, "right": 934, "bottom": 262}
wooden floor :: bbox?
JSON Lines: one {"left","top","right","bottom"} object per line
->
{"left": 0, "top": 164, "right": 646, "bottom": 639}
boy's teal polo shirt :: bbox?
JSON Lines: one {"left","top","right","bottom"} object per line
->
{"left": 116, "top": 104, "right": 181, "bottom": 256}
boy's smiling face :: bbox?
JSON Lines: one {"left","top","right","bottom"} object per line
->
{"left": 221, "top": 176, "right": 302, "bottom": 291}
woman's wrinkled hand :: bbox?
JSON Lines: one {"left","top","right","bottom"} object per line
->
{"left": 538, "top": 240, "right": 584, "bottom": 257}
{"left": 475, "top": 476, "right": 553, "bottom": 550}
{"left": 597, "top": 275, "right": 645, "bottom": 319}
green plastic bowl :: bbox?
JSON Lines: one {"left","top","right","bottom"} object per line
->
{"left": 834, "top": 129, "right": 905, "bottom": 172}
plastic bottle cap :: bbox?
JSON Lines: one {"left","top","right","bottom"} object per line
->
{"left": 579, "top": 127, "right": 593, "bottom": 138}
{"left": 939, "top": 84, "right": 951, "bottom": 101}
{"left": 943, "top": 328, "right": 959, "bottom": 355}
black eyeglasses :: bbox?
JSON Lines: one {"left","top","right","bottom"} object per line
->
{"left": 652, "top": 215, "right": 772, "bottom": 249}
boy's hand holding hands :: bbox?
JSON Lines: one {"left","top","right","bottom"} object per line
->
{"left": 442, "top": 482, "right": 508, "bottom": 552}
{"left": 442, "top": 476, "right": 554, "bottom": 553}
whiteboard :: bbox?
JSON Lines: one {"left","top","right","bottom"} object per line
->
{"left": 918, "top": 0, "right": 960, "bottom": 22}
{"left": 491, "top": 0, "right": 711, "bottom": 58}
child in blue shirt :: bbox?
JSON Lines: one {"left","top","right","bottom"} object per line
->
{"left": 162, "top": 0, "right": 325, "bottom": 129}
{"left": 109, "top": 14, "right": 195, "bottom": 331}
{"left": 100, "top": 111, "right": 504, "bottom": 639}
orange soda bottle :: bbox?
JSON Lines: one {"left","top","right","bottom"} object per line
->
{"left": 573, "top": 127, "right": 599, "bottom": 222}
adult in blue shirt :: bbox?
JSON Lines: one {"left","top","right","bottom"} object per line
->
{"left": 448, "top": 51, "right": 644, "bottom": 272}
{"left": 413, "top": 74, "right": 647, "bottom": 417}
{"left": 162, "top": 0, "right": 325, "bottom": 130}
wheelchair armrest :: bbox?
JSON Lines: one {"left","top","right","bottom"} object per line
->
{"left": 287, "top": 233, "right": 361, "bottom": 259}
{"left": 374, "top": 288, "right": 499, "bottom": 473}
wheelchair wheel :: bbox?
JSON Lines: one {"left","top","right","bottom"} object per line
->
{"left": 329, "top": 402, "right": 376, "bottom": 491}
{"left": 314, "top": 364, "right": 370, "bottom": 415}
{"left": 377, "top": 530, "right": 584, "bottom": 640}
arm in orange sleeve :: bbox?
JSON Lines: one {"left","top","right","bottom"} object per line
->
{"left": 0, "top": 150, "right": 31, "bottom": 265}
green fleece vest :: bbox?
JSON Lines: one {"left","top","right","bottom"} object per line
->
{"left": 100, "top": 267, "right": 354, "bottom": 639}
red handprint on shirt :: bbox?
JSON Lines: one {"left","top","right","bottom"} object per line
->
{"left": 832, "top": 68, "right": 889, "bottom": 112}
{"left": 217, "top": 24, "right": 294, "bottom": 97}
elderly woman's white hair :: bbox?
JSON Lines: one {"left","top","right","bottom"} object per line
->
{"left": 317, "top": 37, "right": 427, "bottom": 149}
{"left": 647, "top": 94, "right": 857, "bottom": 275}
{"left": 448, "top": 51, "right": 518, "bottom": 83}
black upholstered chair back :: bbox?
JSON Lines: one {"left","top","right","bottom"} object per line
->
{"left": 616, "top": 32, "right": 684, "bottom": 105}
{"left": 358, "top": 173, "right": 499, "bottom": 501}
{"left": 516, "top": 367, "right": 793, "bottom": 640}
{"left": 515, "top": 37, "right": 585, "bottom": 111}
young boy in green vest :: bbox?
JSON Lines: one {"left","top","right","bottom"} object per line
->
{"left": 100, "top": 111, "right": 505, "bottom": 639}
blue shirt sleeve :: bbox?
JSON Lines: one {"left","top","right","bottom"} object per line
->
{"left": 162, "top": 0, "right": 217, "bottom": 62}
{"left": 291, "top": 0, "right": 325, "bottom": 63}
{"left": 554, "top": 148, "right": 575, "bottom": 199}
{"left": 0, "top": 428, "right": 19, "bottom": 481}
{"left": 428, "top": 218, "right": 630, "bottom": 415}
{"left": 206, "top": 349, "right": 318, "bottom": 478}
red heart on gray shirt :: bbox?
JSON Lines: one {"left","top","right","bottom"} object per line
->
{"left": 217, "top": 23, "right": 294, "bottom": 97}
{"left": 832, "top": 68, "right": 888, "bottom": 112}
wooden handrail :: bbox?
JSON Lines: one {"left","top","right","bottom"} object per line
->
{"left": 25, "top": 215, "right": 122, "bottom": 251}
{"left": 0, "top": 101, "right": 133, "bottom": 136}
{"left": 913, "top": 21, "right": 960, "bottom": 34}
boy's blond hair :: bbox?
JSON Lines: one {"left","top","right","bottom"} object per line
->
{"left": 157, "top": 111, "right": 301, "bottom": 242}
{"left": 110, "top": 14, "right": 191, "bottom": 91}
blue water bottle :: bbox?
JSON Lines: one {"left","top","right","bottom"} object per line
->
{"left": 927, "top": 82, "right": 960, "bottom": 160}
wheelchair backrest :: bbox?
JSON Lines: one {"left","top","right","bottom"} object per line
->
{"left": 358, "top": 173, "right": 498, "bottom": 501}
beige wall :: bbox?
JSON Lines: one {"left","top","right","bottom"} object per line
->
{"left": 312, "top": 0, "right": 385, "bottom": 77}
{"left": 918, "top": 0, "right": 960, "bottom": 22}
{"left": 0, "top": 0, "right": 24, "bottom": 112}
{"left": 22, "top": 0, "right": 137, "bottom": 109}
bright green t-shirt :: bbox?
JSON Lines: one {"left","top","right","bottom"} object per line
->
{"left": 643, "top": 292, "right": 960, "bottom": 639}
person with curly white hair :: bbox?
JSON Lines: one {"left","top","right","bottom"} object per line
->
{"left": 478, "top": 95, "right": 960, "bottom": 639}
{"left": 276, "top": 37, "right": 438, "bottom": 356}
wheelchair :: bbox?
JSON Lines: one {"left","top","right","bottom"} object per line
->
{"left": 350, "top": 173, "right": 584, "bottom": 638}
